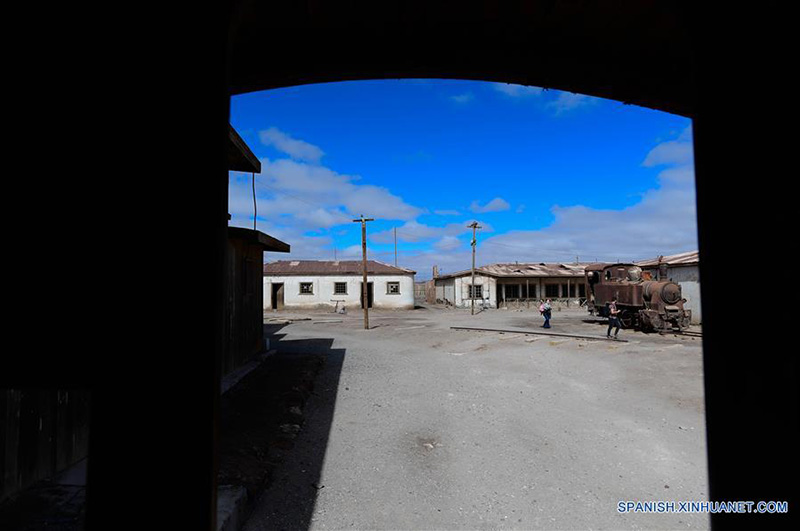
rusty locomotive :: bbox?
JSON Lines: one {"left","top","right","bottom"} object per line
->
{"left": 584, "top": 262, "right": 691, "bottom": 332}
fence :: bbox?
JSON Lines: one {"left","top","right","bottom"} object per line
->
{"left": 1, "top": 389, "right": 90, "bottom": 502}
{"left": 498, "top": 297, "right": 588, "bottom": 309}
{"left": 414, "top": 281, "right": 437, "bottom": 305}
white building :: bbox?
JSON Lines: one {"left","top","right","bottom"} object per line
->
{"left": 636, "top": 250, "right": 701, "bottom": 324}
{"left": 434, "top": 262, "right": 591, "bottom": 309}
{"left": 264, "top": 260, "right": 416, "bottom": 311}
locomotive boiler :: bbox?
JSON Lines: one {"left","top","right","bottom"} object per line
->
{"left": 584, "top": 263, "right": 691, "bottom": 332}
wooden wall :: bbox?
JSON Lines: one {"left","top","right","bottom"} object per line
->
{"left": 1, "top": 389, "right": 90, "bottom": 502}
{"left": 223, "top": 236, "right": 265, "bottom": 378}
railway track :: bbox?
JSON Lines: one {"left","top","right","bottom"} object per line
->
{"left": 668, "top": 330, "right": 703, "bottom": 338}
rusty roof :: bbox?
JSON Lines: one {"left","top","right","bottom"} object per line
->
{"left": 584, "top": 262, "right": 637, "bottom": 272}
{"left": 635, "top": 250, "right": 699, "bottom": 268}
{"left": 436, "top": 262, "right": 592, "bottom": 280}
{"left": 263, "top": 260, "right": 415, "bottom": 276}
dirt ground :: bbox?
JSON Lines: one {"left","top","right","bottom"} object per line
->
{"left": 223, "top": 303, "right": 708, "bottom": 530}
{"left": 217, "top": 341, "right": 325, "bottom": 498}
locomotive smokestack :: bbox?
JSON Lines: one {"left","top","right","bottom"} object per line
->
{"left": 657, "top": 255, "right": 667, "bottom": 280}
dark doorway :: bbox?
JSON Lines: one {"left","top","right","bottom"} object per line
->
{"left": 360, "top": 282, "right": 373, "bottom": 309}
{"left": 271, "top": 283, "right": 284, "bottom": 310}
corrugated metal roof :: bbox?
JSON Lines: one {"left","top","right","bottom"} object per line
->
{"left": 263, "top": 259, "right": 416, "bottom": 276}
{"left": 635, "top": 250, "right": 699, "bottom": 267}
{"left": 436, "top": 262, "right": 592, "bottom": 279}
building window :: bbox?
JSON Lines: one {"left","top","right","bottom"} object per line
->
{"left": 334, "top": 282, "right": 347, "bottom": 295}
{"left": 299, "top": 282, "right": 313, "bottom": 295}
{"left": 387, "top": 281, "right": 401, "bottom": 295}
{"left": 468, "top": 284, "right": 483, "bottom": 299}
{"left": 545, "top": 284, "right": 559, "bottom": 298}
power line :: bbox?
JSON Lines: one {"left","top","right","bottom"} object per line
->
{"left": 252, "top": 172, "right": 257, "bottom": 231}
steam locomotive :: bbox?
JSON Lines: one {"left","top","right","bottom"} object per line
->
{"left": 584, "top": 262, "right": 691, "bottom": 332}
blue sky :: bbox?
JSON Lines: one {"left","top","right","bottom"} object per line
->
{"left": 229, "top": 79, "right": 696, "bottom": 280}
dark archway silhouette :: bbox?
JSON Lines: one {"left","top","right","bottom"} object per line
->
{"left": 44, "top": 3, "right": 793, "bottom": 530}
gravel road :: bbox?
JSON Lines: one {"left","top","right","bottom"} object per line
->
{"left": 244, "top": 305, "right": 708, "bottom": 530}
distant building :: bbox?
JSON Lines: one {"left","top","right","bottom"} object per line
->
{"left": 433, "top": 262, "right": 591, "bottom": 309}
{"left": 263, "top": 260, "right": 416, "bottom": 311}
{"left": 636, "top": 250, "right": 701, "bottom": 324}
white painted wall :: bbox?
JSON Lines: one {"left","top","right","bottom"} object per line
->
{"left": 667, "top": 265, "right": 702, "bottom": 324}
{"left": 434, "top": 278, "right": 455, "bottom": 304}
{"left": 455, "top": 275, "right": 496, "bottom": 308}
{"left": 264, "top": 274, "right": 415, "bottom": 310}
{"left": 434, "top": 275, "right": 497, "bottom": 308}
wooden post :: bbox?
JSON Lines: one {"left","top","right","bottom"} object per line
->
{"left": 527, "top": 278, "right": 530, "bottom": 308}
{"left": 353, "top": 215, "right": 375, "bottom": 329}
{"left": 468, "top": 222, "right": 482, "bottom": 315}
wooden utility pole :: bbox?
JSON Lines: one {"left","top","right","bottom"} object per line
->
{"left": 394, "top": 226, "right": 397, "bottom": 267}
{"left": 353, "top": 215, "right": 375, "bottom": 329}
{"left": 468, "top": 221, "right": 482, "bottom": 315}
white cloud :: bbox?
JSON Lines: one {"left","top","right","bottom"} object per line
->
{"left": 259, "top": 127, "right": 325, "bottom": 163}
{"left": 371, "top": 220, "right": 441, "bottom": 243}
{"left": 493, "top": 83, "right": 545, "bottom": 97}
{"left": 232, "top": 157, "right": 423, "bottom": 226}
{"left": 233, "top": 121, "right": 697, "bottom": 280}
{"left": 370, "top": 219, "right": 494, "bottom": 245}
{"left": 433, "top": 235, "right": 463, "bottom": 251}
{"left": 465, "top": 128, "right": 697, "bottom": 265}
{"left": 434, "top": 209, "right": 462, "bottom": 216}
{"left": 642, "top": 127, "right": 694, "bottom": 167}
{"left": 546, "top": 92, "right": 597, "bottom": 115}
{"left": 229, "top": 128, "right": 433, "bottom": 264}
{"left": 451, "top": 92, "right": 475, "bottom": 104}
{"left": 470, "top": 197, "right": 511, "bottom": 213}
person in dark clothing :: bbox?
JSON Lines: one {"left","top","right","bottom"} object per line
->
{"left": 543, "top": 299, "right": 552, "bottom": 328}
{"left": 607, "top": 296, "right": 621, "bottom": 339}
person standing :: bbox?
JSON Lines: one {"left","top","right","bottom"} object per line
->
{"left": 543, "top": 299, "right": 552, "bottom": 328}
{"left": 607, "top": 296, "right": 621, "bottom": 339}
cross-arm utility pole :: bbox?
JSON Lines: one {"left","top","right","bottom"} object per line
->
{"left": 468, "top": 221, "right": 482, "bottom": 315}
{"left": 353, "top": 215, "right": 375, "bottom": 329}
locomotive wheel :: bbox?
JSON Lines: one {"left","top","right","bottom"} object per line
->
{"left": 618, "top": 309, "right": 634, "bottom": 329}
